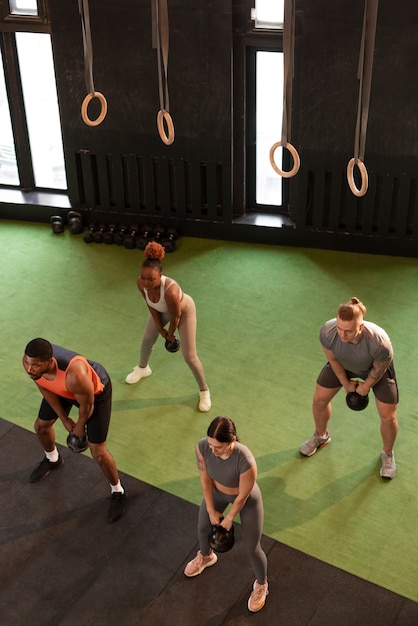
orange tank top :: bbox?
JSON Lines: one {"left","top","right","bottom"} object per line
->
{"left": 36, "top": 355, "right": 105, "bottom": 399}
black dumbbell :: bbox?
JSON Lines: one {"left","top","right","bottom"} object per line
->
{"left": 92, "top": 222, "right": 107, "bottom": 243}
{"left": 113, "top": 224, "right": 129, "bottom": 245}
{"left": 124, "top": 224, "right": 140, "bottom": 249}
{"left": 67, "top": 211, "right": 84, "bottom": 234}
{"left": 103, "top": 223, "right": 118, "bottom": 245}
{"left": 136, "top": 223, "right": 154, "bottom": 250}
{"left": 83, "top": 223, "right": 98, "bottom": 243}
{"left": 50, "top": 215, "right": 64, "bottom": 234}
{"left": 162, "top": 226, "right": 179, "bottom": 252}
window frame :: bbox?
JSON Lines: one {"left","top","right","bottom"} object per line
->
{"left": 1, "top": 32, "right": 34, "bottom": 189}
{"left": 0, "top": 0, "right": 49, "bottom": 31}
{"left": 232, "top": 1, "right": 289, "bottom": 218}
{"left": 245, "top": 43, "right": 290, "bottom": 214}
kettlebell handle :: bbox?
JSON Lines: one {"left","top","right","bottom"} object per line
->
{"left": 212, "top": 516, "right": 234, "bottom": 536}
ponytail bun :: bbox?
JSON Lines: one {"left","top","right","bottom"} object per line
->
{"left": 144, "top": 241, "right": 165, "bottom": 260}
{"left": 338, "top": 296, "right": 366, "bottom": 320}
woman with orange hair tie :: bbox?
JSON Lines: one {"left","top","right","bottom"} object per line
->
{"left": 125, "top": 241, "right": 211, "bottom": 412}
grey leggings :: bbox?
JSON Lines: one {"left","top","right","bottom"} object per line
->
{"left": 139, "top": 293, "right": 207, "bottom": 390}
{"left": 197, "top": 483, "right": 268, "bottom": 584}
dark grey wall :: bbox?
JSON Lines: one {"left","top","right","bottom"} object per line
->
{"left": 293, "top": 1, "right": 418, "bottom": 169}
{"left": 48, "top": 0, "right": 232, "bottom": 221}
{"left": 50, "top": 0, "right": 232, "bottom": 151}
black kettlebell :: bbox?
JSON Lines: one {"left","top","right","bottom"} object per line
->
{"left": 136, "top": 224, "right": 154, "bottom": 250}
{"left": 346, "top": 391, "right": 369, "bottom": 411}
{"left": 67, "top": 432, "right": 89, "bottom": 453}
{"left": 162, "top": 226, "right": 179, "bottom": 253}
{"left": 103, "top": 224, "right": 118, "bottom": 244}
{"left": 67, "top": 211, "right": 84, "bottom": 234}
{"left": 113, "top": 224, "right": 128, "bottom": 246}
{"left": 165, "top": 336, "right": 180, "bottom": 353}
{"left": 50, "top": 215, "right": 64, "bottom": 234}
{"left": 208, "top": 522, "right": 235, "bottom": 553}
{"left": 83, "top": 222, "right": 98, "bottom": 243}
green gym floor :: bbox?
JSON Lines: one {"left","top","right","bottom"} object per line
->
{"left": 1, "top": 219, "right": 418, "bottom": 624}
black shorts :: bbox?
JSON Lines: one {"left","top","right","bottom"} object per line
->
{"left": 37, "top": 381, "right": 112, "bottom": 444}
{"left": 317, "top": 363, "right": 399, "bottom": 404}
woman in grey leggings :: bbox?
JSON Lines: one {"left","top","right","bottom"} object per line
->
{"left": 125, "top": 241, "right": 211, "bottom": 412}
{"left": 184, "top": 416, "right": 269, "bottom": 613}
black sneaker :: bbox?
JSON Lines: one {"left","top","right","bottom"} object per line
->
{"left": 108, "top": 490, "right": 127, "bottom": 523}
{"left": 30, "top": 455, "right": 64, "bottom": 483}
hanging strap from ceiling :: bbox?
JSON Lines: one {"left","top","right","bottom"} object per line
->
{"left": 78, "top": 0, "right": 107, "bottom": 127}
{"left": 152, "top": 0, "right": 175, "bottom": 145}
{"left": 269, "top": 0, "right": 300, "bottom": 178}
{"left": 347, "top": 0, "right": 379, "bottom": 196}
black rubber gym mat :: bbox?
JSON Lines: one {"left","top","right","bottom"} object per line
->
{"left": 0, "top": 418, "right": 417, "bottom": 625}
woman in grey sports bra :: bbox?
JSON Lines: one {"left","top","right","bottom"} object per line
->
{"left": 184, "top": 416, "right": 269, "bottom": 613}
{"left": 125, "top": 241, "right": 211, "bottom": 412}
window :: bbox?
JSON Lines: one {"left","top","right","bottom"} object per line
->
{"left": 255, "top": 50, "right": 283, "bottom": 206}
{"left": 9, "top": 0, "right": 38, "bottom": 16}
{"left": 0, "top": 1, "right": 67, "bottom": 191}
{"left": 252, "top": 0, "right": 284, "bottom": 30}
{"left": 16, "top": 32, "right": 66, "bottom": 189}
{"left": 0, "top": 47, "right": 18, "bottom": 185}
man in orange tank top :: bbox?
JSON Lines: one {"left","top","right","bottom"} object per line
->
{"left": 22, "top": 338, "right": 127, "bottom": 523}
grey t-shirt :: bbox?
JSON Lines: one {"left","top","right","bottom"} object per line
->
{"left": 320, "top": 318, "right": 393, "bottom": 377}
{"left": 198, "top": 438, "right": 255, "bottom": 488}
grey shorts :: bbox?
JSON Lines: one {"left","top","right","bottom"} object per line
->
{"left": 317, "top": 362, "right": 399, "bottom": 404}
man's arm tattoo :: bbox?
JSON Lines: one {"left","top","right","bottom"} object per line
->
{"left": 369, "top": 359, "right": 391, "bottom": 383}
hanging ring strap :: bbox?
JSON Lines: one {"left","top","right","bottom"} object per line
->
{"left": 347, "top": 0, "right": 379, "bottom": 196}
{"left": 269, "top": 0, "right": 300, "bottom": 178}
{"left": 78, "top": 0, "right": 107, "bottom": 126}
{"left": 152, "top": 0, "right": 175, "bottom": 145}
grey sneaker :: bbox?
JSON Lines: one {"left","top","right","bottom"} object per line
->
{"left": 380, "top": 451, "right": 396, "bottom": 479}
{"left": 300, "top": 432, "right": 331, "bottom": 457}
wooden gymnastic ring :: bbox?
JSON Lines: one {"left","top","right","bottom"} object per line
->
{"left": 347, "top": 158, "right": 368, "bottom": 197}
{"left": 269, "top": 141, "right": 300, "bottom": 178}
{"left": 81, "top": 92, "right": 108, "bottom": 127}
{"left": 157, "top": 109, "right": 175, "bottom": 145}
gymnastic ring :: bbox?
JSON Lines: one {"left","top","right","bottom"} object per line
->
{"left": 81, "top": 92, "right": 108, "bottom": 127}
{"left": 347, "top": 157, "right": 368, "bottom": 197}
{"left": 157, "top": 109, "right": 175, "bottom": 145}
{"left": 269, "top": 141, "right": 300, "bottom": 178}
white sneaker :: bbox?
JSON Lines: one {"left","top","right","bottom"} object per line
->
{"left": 125, "top": 365, "right": 152, "bottom": 384}
{"left": 199, "top": 389, "right": 211, "bottom": 412}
